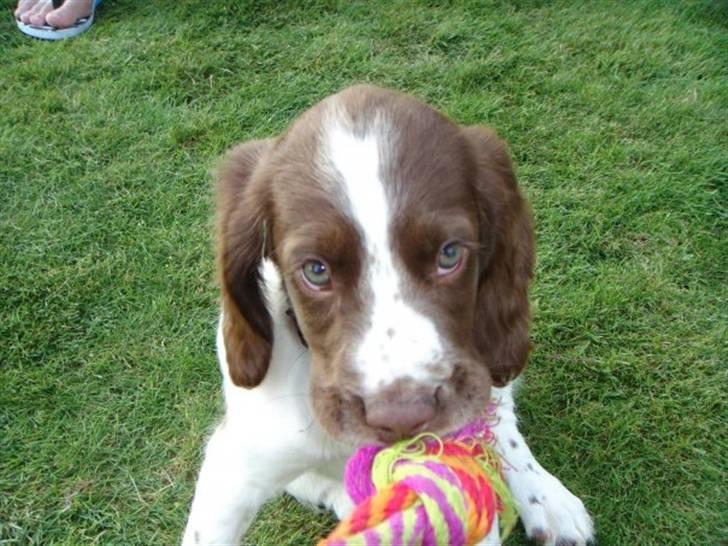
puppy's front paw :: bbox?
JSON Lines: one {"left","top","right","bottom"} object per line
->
{"left": 507, "top": 461, "right": 594, "bottom": 546}
{"left": 285, "top": 472, "right": 354, "bottom": 520}
{"left": 327, "top": 484, "right": 355, "bottom": 520}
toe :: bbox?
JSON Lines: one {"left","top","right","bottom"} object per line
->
{"left": 27, "top": 0, "right": 53, "bottom": 26}
{"left": 528, "top": 526, "right": 552, "bottom": 545}
{"left": 521, "top": 503, "right": 554, "bottom": 545}
{"left": 19, "top": 0, "right": 39, "bottom": 23}
{"left": 573, "top": 504, "right": 594, "bottom": 539}
{"left": 15, "top": 0, "right": 38, "bottom": 18}
{"left": 45, "top": 0, "right": 93, "bottom": 28}
{"left": 559, "top": 492, "right": 594, "bottom": 541}
{"left": 548, "top": 502, "right": 591, "bottom": 545}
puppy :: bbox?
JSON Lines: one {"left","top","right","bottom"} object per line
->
{"left": 182, "top": 85, "right": 594, "bottom": 546}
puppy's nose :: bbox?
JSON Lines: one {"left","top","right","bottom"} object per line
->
{"left": 364, "top": 385, "right": 437, "bottom": 442}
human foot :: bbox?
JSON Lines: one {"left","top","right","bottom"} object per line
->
{"left": 16, "top": 0, "right": 94, "bottom": 27}
{"left": 15, "top": 0, "right": 98, "bottom": 40}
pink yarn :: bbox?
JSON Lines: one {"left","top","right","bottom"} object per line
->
{"left": 343, "top": 415, "right": 497, "bottom": 504}
{"left": 344, "top": 444, "right": 382, "bottom": 503}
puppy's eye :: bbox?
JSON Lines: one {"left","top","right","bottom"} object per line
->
{"left": 437, "top": 242, "right": 464, "bottom": 274}
{"left": 302, "top": 259, "right": 331, "bottom": 289}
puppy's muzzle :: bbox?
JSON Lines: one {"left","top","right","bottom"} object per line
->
{"left": 362, "top": 383, "right": 439, "bottom": 443}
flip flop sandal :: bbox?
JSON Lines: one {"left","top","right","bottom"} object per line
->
{"left": 16, "top": 0, "right": 102, "bottom": 40}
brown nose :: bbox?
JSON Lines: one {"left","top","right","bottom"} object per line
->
{"left": 364, "top": 384, "right": 438, "bottom": 442}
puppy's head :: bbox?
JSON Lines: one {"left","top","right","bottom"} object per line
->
{"left": 217, "top": 85, "right": 533, "bottom": 444}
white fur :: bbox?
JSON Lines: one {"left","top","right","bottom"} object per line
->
{"left": 183, "top": 261, "right": 594, "bottom": 545}
{"left": 184, "top": 112, "right": 594, "bottom": 544}
{"left": 492, "top": 383, "right": 595, "bottom": 545}
{"left": 182, "top": 261, "right": 352, "bottom": 546}
{"left": 322, "top": 115, "right": 447, "bottom": 394}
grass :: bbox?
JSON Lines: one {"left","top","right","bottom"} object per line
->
{"left": 1, "top": 0, "right": 726, "bottom": 544}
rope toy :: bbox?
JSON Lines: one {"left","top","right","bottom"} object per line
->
{"left": 319, "top": 415, "right": 517, "bottom": 546}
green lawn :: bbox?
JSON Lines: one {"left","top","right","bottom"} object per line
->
{"left": 1, "top": 1, "right": 726, "bottom": 544}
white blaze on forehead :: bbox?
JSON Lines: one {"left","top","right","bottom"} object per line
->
{"left": 320, "top": 109, "right": 447, "bottom": 395}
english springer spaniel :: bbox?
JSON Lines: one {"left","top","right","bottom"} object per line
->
{"left": 182, "top": 85, "right": 594, "bottom": 546}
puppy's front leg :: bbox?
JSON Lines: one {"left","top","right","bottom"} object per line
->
{"left": 285, "top": 471, "right": 353, "bottom": 520}
{"left": 491, "top": 383, "right": 594, "bottom": 546}
{"left": 182, "top": 422, "right": 296, "bottom": 546}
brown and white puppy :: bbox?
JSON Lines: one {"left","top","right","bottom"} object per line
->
{"left": 183, "top": 85, "right": 593, "bottom": 546}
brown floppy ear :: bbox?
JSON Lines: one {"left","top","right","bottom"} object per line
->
{"left": 217, "top": 139, "right": 275, "bottom": 388}
{"left": 463, "top": 127, "right": 535, "bottom": 387}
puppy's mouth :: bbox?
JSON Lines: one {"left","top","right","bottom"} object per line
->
{"left": 310, "top": 367, "right": 491, "bottom": 446}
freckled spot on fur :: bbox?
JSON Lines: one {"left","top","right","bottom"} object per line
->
{"left": 529, "top": 495, "right": 540, "bottom": 504}
{"left": 393, "top": 293, "right": 401, "bottom": 302}
{"left": 386, "top": 328, "right": 395, "bottom": 338}
{"left": 509, "top": 438, "right": 518, "bottom": 448}
{"left": 194, "top": 531, "right": 200, "bottom": 545}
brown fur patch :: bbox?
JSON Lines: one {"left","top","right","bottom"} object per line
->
{"left": 463, "top": 127, "right": 535, "bottom": 386}
{"left": 215, "top": 85, "right": 534, "bottom": 440}
{"left": 217, "top": 139, "right": 275, "bottom": 388}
